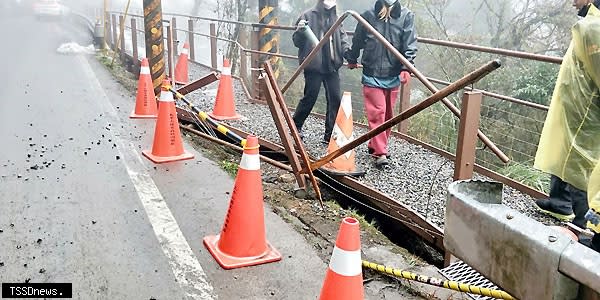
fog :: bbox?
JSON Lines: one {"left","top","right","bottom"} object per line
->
{"left": 55, "top": 0, "right": 215, "bottom": 19}
{"left": 105, "top": 0, "right": 213, "bottom": 16}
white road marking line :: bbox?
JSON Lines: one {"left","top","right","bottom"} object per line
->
{"left": 78, "top": 55, "right": 215, "bottom": 300}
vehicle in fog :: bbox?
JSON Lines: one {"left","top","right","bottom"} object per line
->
{"left": 33, "top": 0, "right": 69, "bottom": 18}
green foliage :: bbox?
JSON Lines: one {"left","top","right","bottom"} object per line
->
{"left": 408, "top": 102, "right": 458, "bottom": 153}
{"left": 96, "top": 52, "right": 113, "bottom": 69}
{"left": 219, "top": 160, "right": 239, "bottom": 177}
{"left": 347, "top": 207, "right": 380, "bottom": 231}
{"left": 498, "top": 162, "right": 550, "bottom": 193}
{"left": 512, "top": 61, "right": 560, "bottom": 105}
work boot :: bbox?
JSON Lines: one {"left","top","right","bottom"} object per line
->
{"left": 375, "top": 155, "right": 389, "bottom": 169}
{"left": 535, "top": 198, "right": 575, "bottom": 222}
{"left": 368, "top": 147, "right": 391, "bottom": 159}
{"left": 566, "top": 183, "right": 589, "bottom": 229}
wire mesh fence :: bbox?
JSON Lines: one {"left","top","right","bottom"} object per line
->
{"left": 110, "top": 12, "right": 557, "bottom": 193}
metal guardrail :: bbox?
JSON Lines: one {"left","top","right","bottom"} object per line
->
{"left": 445, "top": 180, "right": 600, "bottom": 299}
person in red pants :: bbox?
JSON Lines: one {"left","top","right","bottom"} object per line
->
{"left": 344, "top": 0, "right": 417, "bottom": 168}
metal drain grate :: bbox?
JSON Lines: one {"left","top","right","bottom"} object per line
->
{"left": 439, "top": 260, "right": 501, "bottom": 300}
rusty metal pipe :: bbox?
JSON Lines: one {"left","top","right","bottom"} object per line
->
{"left": 427, "top": 77, "right": 549, "bottom": 111}
{"left": 117, "top": 10, "right": 562, "bottom": 64}
{"left": 417, "top": 37, "right": 562, "bottom": 64}
{"left": 264, "top": 63, "right": 324, "bottom": 207}
{"left": 283, "top": 10, "right": 509, "bottom": 163}
{"left": 307, "top": 60, "right": 502, "bottom": 172}
{"left": 107, "top": 11, "right": 297, "bottom": 30}
{"left": 166, "top": 24, "right": 175, "bottom": 83}
{"left": 180, "top": 125, "right": 293, "bottom": 171}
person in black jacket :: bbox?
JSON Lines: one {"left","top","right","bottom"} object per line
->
{"left": 344, "top": 0, "right": 417, "bottom": 168}
{"left": 292, "top": 0, "right": 350, "bottom": 144}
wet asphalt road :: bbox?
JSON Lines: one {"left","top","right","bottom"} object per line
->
{"left": 0, "top": 14, "right": 327, "bottom": 299}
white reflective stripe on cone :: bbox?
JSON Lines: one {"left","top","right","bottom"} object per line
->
{"left": 140, "top": 66, "right": 151, "bottom": 75}
{"left": 341, "top": 93, "right": 352, "bottom": 119}
{"left": 222, "top": 67, "right": 231, "bottom": 76}
{"left": 159, "top": 91, "right": 175, "bottom": 102}
{"left": 181, "top": 48, "right": 189, "bottom": 55}
{"left": 239, "top": 153, "right": 260, "bottom": 171}
{"left": 328, "top": 246, "right": 362, "bottom": 277}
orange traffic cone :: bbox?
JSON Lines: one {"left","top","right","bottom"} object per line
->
{"left": 203, "top": 134, "right": 281, "bottom": 269}
{"left": 174, "top": 42, "right": 190, "bottom": 85}
{"left": 142, "top": 79, "right": 194, "bottom": 163}
{"left": 130, "top": 58, "right": 158, "bottom": 119}
{"left": 322, "top": 92, "right": 364, "bottom": 176}
{"left": 208, "top": 59, "right": 241, "bottom": 120}
{"left": 319, "top": 217, "right": 364, "bottom": 300}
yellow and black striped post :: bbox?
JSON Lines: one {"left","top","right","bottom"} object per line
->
{"left": 143, "top": 0, "right": 166, "bottom": 95}
{"left": 258, "top": 0, "right": 280, "bottom": 79}
{"left": 169, "top": 87, "right": 248, "bottom": 148}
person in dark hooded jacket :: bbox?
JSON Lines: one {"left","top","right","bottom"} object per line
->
{"left": 292, "top": 0, "right": 350, "bottom": 144}
{"left": 344, "top": 0, "right": 417, "bottom": 168}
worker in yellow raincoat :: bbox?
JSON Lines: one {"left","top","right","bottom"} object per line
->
{"left": 535, "top": 2, "right": 600, "bottom": 252}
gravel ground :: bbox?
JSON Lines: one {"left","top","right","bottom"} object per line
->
{"left": 184, "top": 62, "right": 559, "bottom": 230}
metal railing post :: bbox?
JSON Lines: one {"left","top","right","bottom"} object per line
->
{"left": 210, "top": 23, "right": 217, "bottom": 68}
{"left": 131, "top": 18, "right": 138, "bottom": 63}
{"left": 166, "top": 25, "right": 175, "bottom": 82}
{"left": 171, "top": 17, "right": 178, "bottom": 56}
{"left": 119, "top": 15, "right": 125, "bottom": 59}
{"left": 239, "top": 26, "right": 248, "bottom": 89}
{"left": 453, "top": 91, "right": 482, "bottom": 181}
{"left": 104, "top": 12, "right": 112, "bottom": 48}
{"left": 111, "top": 14, "right": 117, "bottom": 51}
{"left": 188, "top": 19, "right": 195, "bottom": 61}
{"left": 251, "top": 26, "right": 263, "bottom": 101}
{"left": 581, "top": 286, "right": 600, "bottom": 300}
